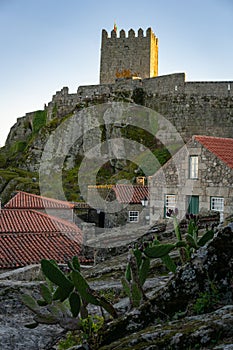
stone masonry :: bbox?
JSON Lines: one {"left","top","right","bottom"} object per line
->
{"left": 149, "top": 136, "right": 233, "bottom": 222}
{"left": 100, "top": 28, "right": 159, "bottom": 84}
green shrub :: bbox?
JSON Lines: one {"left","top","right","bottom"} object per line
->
{"left": 9, "top": 141, "right": 27, "bottom": 156}
{"left": 32, "top": 110, "right": 47, "bottom": 134}
{"left": 0, "top": 152, "right": 7, "bottom": 168}
{"left": 193, "top": 283, "right": 221, "bottom": 314}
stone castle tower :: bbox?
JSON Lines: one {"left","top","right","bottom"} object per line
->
{"left": 100, "top": 27, "right": 158, "bottom": 84}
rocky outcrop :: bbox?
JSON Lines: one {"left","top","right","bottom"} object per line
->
{"left": 98, "top": 226, "right": 233, "bottom": 349}
{"left": 2, "top": 73, "right": 233, "bottom": 177}
{"left": 1, "top": 225, "right": 233, "bottom": 349}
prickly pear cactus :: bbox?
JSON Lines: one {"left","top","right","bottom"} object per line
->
{"left": 22, "top": 256, "right": 118, "bottom": 330}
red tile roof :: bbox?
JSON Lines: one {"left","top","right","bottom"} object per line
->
{"left": 194, "top": 136, "right": 233, "bottom": 169}
{"left": 0, "top": 209, "right": 88, "bottom": 269}
{"left": 0, "top": 209, "right": 81, "bottom": 235}
{"left": 5, "top": 191, "right": 74, "bottom": 209}
{"left": 0, "top": 231, "right": 86, "bottom": 269}
{"left": 113, "top": 185, "right": 149, "bottom": 204}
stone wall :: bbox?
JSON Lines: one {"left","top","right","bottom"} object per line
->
{"left": 44, "top": 73, "right": 233, "bottom": 143}
{"left": 4, "top": 73, "right": 233, "bottom": 171}
{"left": 100, "top": 28, "right": 158, "bottom": 84}
{"left": 149, "top": 137, "right": 233, "bottom": 222}
{"left": 46, "top": 86, "right": 81, "bottom": 121}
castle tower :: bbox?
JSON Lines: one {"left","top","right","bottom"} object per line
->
{"left": 100, "top": 27, "right": 158, "bottom": 84}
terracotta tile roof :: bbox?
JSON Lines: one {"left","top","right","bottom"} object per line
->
{"left": 0, "top": 231, "right": 87, "bottom": 269}
{"left": 113, "top": 184, "right": 149, "bottom": 204}
{"left": 194, "top": 136, "right": 233, "bottom": 169}
{"left": 0, "top": 209, "right": 89, "bottom": 269}
{"left": 87, "top": 185, "right": 149, "bottom": 206}
{"left": 5, "top": 191, "right": 75, "bottom": 209}
{"left": 0, "top": 209, "right": 81, "bottom": 235}
{"left": 87, "top": 186, "right": 115, "bottom": 209}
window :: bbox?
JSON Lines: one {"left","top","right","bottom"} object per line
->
{"left": 189, "top": 156, "right": 198, "bottom": 179}
{"left": 211, "top": 197, "right": 224, "bottom": 222}
{"left": 164, "top": 194, "right": 176, "bottom": 218}
{"left": 129, "top": 211, "right": 139, "bottom": 222}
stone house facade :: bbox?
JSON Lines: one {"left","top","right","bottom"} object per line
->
{"left": 149, "top": 135, "right": 233, "bottom": 223}
{"left": 86, "top": 184, "right": 149, "bottom": 228}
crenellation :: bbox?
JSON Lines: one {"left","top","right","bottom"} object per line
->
{"left": 119, "top": 29, "right": 126, "bottom": 38}
{"left": 111, "top": 29, "right": 117, "bottom": 38}
{"left": 146, "top": 27, "right": 152, "bottom": 37}
{"left": 101, "top": 29, "right": 108, "bottom": 40}
{"left": 138, "top": 28, "right": 144, "bottom": 37}
{"left": 128, "top": 29, "right": 135, "bottom": 38}
{"left": 100, "top": 27, "right": 158, "bottom": 84}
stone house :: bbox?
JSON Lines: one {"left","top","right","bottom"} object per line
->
{"left": 149, "top": 135, "right": 233, "bottom": 223}
{"left": 86, "top": 184, "right": 149, "bottom": 228}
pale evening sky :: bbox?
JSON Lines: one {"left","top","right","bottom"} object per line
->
{"left": 0, "top": 0, "right": 232, "bottom": 146}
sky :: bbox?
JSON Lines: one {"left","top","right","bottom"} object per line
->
{"left": 0, "top": 0, "right": 233, "bottom": 146}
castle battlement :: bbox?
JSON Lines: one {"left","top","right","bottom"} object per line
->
{"left": 100, "top": 27, "right": 158, "bottom": 84}
{"left": 102, "top": 27, "right": 157, "bottom": 40}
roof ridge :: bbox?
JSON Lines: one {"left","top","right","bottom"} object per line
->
{"left": 6, "top": 191, "right": 74, "bottom": 208}
{"left": 194, "top": 135, "right": 233, "bottom": 141}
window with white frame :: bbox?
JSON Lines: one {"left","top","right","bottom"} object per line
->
{"left": 165, "top": 194, "right": 176, "bottom": 218}
{"left": 129, "top": 211, "right": 139, "bottom": 222}
{"left": 211, "top": 197, "right": 224, "bottom": 222}
{"left": 211, "top": 197, "right": 224, "bottom": 211}
{"left": 189, "top": 156, "right": 198, "bottom": 179}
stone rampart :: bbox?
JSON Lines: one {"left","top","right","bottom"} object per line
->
{"left": 5, "top": 73, "right": 233, "bottom": 149}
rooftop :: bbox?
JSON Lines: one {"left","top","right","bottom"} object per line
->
{"left": 0, "top": 209, "right": 81, "bottom": 235}
{"left": 113, "top": 184, "right": 149, "bottom": 204}
{"left": 5, "top": 191, "right": 75, "bottom": 209}
{"left": 194, "top": 135, "right": 233, "bottom": 169}
{"left": 87, "top": 184, "right": 148, "bottom": 208}
{"left": 0, "top": 231, "right": 86, "bottom": 269}
{"left": 0, "top": 208, "right": 85, "bottom": 269}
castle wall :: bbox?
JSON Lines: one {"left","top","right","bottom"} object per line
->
{"left": 45, "top": 74, "right": 233, "bottom": 144}
{"left": 8, "top": 73, "right": 232, "bottom": 150}
{"left": 100, "top": 28, "right": 158, "bottom": 84}
{"left": 46, "top": 87, "right": 81, "bottom": 121}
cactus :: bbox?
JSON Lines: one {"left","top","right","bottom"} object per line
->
{"left": 41, "top": 259, "right": 74, "bottom": 293}
{"left": 69, "top": 291, "right": 81, "bottom": 317}
{"left": 167, "top": 210, "right": 215, "bottom": 263}
{"left": 121, "top": 277, "right": 131, "bottom": 299}
{"left": 39, "top": 283, "right": 53, "bottom": 304}
{"left": 139, "top": 256, "right": 150, "bottom": 286}
{"left": 144, "top": 243, "right": 176, "bottom": 258}
{"left": 197, "top": 229, "right": 214, "bottom": 246}
{"left": 184, "top": 215, "right": 214, "bottom": 255}
{"left": 22, "top": 255, "right": 118, "bottom": 331}
{"left": 161, "top": 254, "right": 177, "bottom": 273}
{"left": 131, "top": 282, "right": 142, "bottom": 308}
